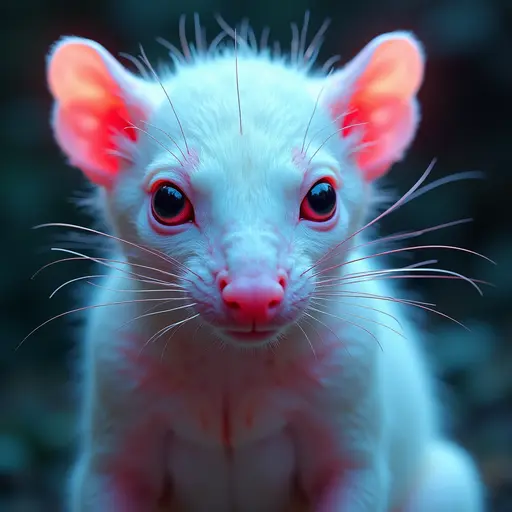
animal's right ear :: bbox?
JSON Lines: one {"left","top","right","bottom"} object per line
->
{"left": 47, "top": 37, "right": 154, "bottom": 188}
{"left": 311, "top": 32, "right": 424, "bottom": 183}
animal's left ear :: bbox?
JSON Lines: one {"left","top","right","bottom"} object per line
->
{"left": 319, "top": 32, "right": 425, "bottom": 182}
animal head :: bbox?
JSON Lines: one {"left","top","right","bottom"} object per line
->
{"left": 46, "top": 21, "right": 424, "bottom": 347}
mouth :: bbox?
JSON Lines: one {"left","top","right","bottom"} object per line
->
{"left": 223, "top": 328, "right": 278, "bottom": 344}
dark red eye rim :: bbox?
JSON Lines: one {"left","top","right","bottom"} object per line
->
{"left": 300, "top": 179, "right": 337, "bottom": 222}
{"left": 150, "top": 181, "right": 194, "bottom": 226}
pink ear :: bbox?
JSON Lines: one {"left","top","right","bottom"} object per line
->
{"left": 47, "top": 37, "right": 152, "bottom": 187}
{"left": 321, "top": 32, "right": 425, "bottom": 181}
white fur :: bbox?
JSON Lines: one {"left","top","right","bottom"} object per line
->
{"left": 56, "top": 39, "right": 485, "bottom": 512}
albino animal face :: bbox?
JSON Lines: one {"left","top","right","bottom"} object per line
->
{"left": 46, "top": 23, "right": 424, "bottom": 347}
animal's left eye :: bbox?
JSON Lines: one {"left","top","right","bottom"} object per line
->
{"left": 300, "top": 180, "right": 337, "bottom": 222}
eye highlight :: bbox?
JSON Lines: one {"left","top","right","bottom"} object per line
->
{"left": 151, "top": 181, "right": 194, "bottom": 226}
{"left": 300, "top": 180, "right": 337, "bottom": 222}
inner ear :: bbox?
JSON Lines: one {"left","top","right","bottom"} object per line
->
{"left": 319, "top": 32, "right": 425, "bottom": 182}
{"left": 47, "top": 37, "right": 154, "bottom": 187}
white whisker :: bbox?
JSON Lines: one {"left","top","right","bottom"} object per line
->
{"left": 307, "top": 305, "right": 382, "bottom": 350}
{"left": 309, "top": 299, "right": 405, "bottom": 339}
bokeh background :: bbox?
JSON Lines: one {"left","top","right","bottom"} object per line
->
{"left": 1, "top": 0, "right": 511, "bottom": 510}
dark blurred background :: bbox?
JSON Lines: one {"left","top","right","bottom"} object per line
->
{"left": 0, "top": 0, "right": 511, "bottom": 511}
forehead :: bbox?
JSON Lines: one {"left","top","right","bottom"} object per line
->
{"left": 191, "top": 129, "right": 303, "bottom": 194}
{"left": 147, "top": 55, "right": 334, "bottom": 195}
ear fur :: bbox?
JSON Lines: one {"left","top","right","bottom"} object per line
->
{"left": 320, "top": 32, "right": 425, "bottom": 181}
{"left": 47, "top": 37, "right": 154, "bottom": 187}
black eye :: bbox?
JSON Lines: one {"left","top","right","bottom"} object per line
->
{"left": 300, "top": 180, "right": 337, "bottom": 222}
{"left": 151, "top": 182, "right": 194, "bottom": 226}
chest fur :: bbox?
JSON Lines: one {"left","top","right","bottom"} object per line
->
{"left": 123, "top": 338, "right": 341, "bottom": 450}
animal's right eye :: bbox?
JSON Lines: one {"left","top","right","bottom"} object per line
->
{"left": 151, "top": 181, "right": 194, "bottom": 226}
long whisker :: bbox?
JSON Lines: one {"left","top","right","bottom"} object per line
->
{"left": 308, "top": 123, "right": 368, "bottom": 165}
{"left": 295, "top": 321, "right": 316, "bottom": 358}
{"left": 309, "top": 299, "right": 405, "bottom": 339}
{"left": 85, "top": 281, "right": 190, "bottom": 295}
{"left": 303, "top": 159, "right": 438, "bottom": 275}
{"left": 314, "top": 259, "right": 439, "bottom": 286}
{"left": 403, "top": 170, "right": 486, "bottom": 204}
{"left": 18, "top": 297, "right": 194, "bottom": 350}
{"left": 300, "top": 315, "right": 324, "bottom": 344}
{"left": 49, "top": 247, "right": 191, "bottom": 284}
{"left": 349, "top": 218, "right": 474, "bottom": 254}
{"left": 312, "top": 290, "right": 436, "bottom": 307}
{"left": 331, "top": 274, "right": 492, "bottom": 290}
{"left": 304, "top": 109, "right": 356, "bottom": 155}
{"left": 326, "top": 273, "right": 492, "bottom": 288}
{"left": 311, "top": 168, "right": 488, "bottom": 274}
{"left": 139, "top": 120, "right": 187, "bottom": 161}
{"left": 234, "top": 28, "right": 243, "bottom": 135}
{"left": 315, "top": 267, "right": 488, "bottom": 295}
{"left": 312, "top": 291, "right": 469, "bottom": 330}
{"left": 314, "top": 244, "right": 496, "bottom": 278}
{"left": 125, "top": 124, "right": 183, "bottom": 166}
{"left": 301, "top": 311, "right": 349, "bottom": 356}
{"left": 138, "top": 45, "right": 190, "bottom": 154}
{"left": 120, "top": 302, "right": 197, "bottom": 335}
{"left": 307, "top": 305, "right": 382, "bottom": 350}
{"left": 49, "top": 274, "right": 180, "bottom": 299}
{"left": 33, "top": 223, "right": 200, "bottom": 279}
{"left": 50, "top": 274, "right": 104, "bottom": 298}
{"left": 309, "top": 297, "right": 403, "bottom": 329}
{"left": 301, "top": 74, "right": 333, "bottom": 153}
{"left": 160, "top": 314, "right": 198, "bottom": 361}
{"left": 143, "top": 312, "right": 200, "bottom": 349}
{"left": 33, "top": 256, "right": 176, "bottom": 289}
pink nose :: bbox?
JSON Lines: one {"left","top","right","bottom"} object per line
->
{"left": 221, "top": 274, "right": 286, "bottom": 325}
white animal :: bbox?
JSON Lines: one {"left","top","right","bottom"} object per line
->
{"left": 43, "top": 17, "right": 486, "bottom": 512}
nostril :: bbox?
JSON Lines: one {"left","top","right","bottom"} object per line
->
{"left": 276, "top": 270, "right": 288, "bottom": 289}
{"left": 216, "top": 270, "right": 230, "bottom": 293}
{"left": 225, "top": 299, "right": 241, "bottom": 310}
{"left": 268, "top": 298, "right": 281, "bottom": 309}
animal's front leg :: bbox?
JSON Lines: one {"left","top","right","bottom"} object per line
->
{"left": 291, "top": 355, "right": 390, "bottom": 511}
{"left": 69, "top": 345, "right": 170, "bottom": 512}
{"left": 313, "top": 456, "right": 389, "bottom": 512}
{"left": 69, "top": 410, "right": 170, "bottom": 512}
